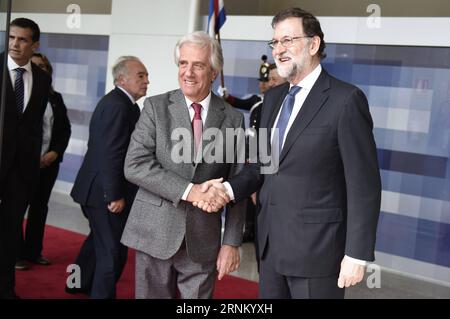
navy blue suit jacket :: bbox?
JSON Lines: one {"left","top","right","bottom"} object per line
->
{"left": 229, "top": 69, "right": 382, "bottom": 277}
{"left": 71, "top": 87, "right": 140, "bottom": 208}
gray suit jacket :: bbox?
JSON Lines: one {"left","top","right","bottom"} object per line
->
{"left": 121, "top": 89, "right": 246, "bottom": 264}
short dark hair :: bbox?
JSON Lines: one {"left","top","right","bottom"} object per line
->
{"left": 271, "top": 7, "right": 326, "bottom": 59}
{"left": 10, "top": 18, "right": 41, "bottom": 42}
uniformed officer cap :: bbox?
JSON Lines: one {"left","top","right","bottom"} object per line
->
{"left": 258, "top": 54, "right": 270, "bottom": 82}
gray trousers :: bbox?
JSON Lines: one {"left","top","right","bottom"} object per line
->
{"left": 135, "top": 242, "right": 216, "bottom": 299}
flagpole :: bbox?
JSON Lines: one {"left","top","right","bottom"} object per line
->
{"left": 0, "top": 0, "right": 13, "bottom": 173}
{"left": 216, "top": 31, "right": 225, "bottom": 88}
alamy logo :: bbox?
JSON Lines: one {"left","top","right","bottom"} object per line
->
{"left": 66, "top": 264, "right": 81, "bottom": 288}
{"left": 366, "top": 4, "right": 381, "bottom": 29}
{"left": 66, "top": 4, "right": 81, "bottom": 29}
{"left": 170, "top": 127, "right": 280, "bottom": 174}
{"left": 366, "top": 264, "right": 381, "bottom": 288}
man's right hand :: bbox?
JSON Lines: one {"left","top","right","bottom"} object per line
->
{"left": 187, "top": 178, "right": 230, "bottom": 212}
{"left": 108, "top": 198, "right": 125, "bottom": 214}
{"left": 192, "top": 178, "right": 230, "bottom": 213}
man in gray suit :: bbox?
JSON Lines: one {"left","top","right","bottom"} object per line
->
{"left": 121, "top": 31, "right": 246, "bottom": 299}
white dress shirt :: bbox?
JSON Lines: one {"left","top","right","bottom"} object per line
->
{"left": 41, "top": 102, "right": 54, "bottom": 156}
{"left": 117, "top": 85, "right": 136, "bottom": 104}
{"left": 8, "top": 54, "right": 33, "bottom": 112}
{"left": 180, "top": 92, "right": 211, "bottom": 200}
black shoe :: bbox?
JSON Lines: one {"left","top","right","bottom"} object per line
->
{"left": 15, "top": 260, "right": 30, "bottom": 271}
{"left": 29, "top": 256, "right": 51, "bottom": 265}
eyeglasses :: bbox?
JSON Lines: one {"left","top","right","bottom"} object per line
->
{"left": 268, "top": 36, "right": 312, "bottom": 49}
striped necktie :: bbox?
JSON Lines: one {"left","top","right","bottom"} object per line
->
{"left": 14, "top": 67, "right": 26, "bottom": 115}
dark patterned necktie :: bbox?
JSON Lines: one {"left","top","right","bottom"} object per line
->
{"left": 275, "top": 85, "right": 301, "bottom": 154}
{"left": 14, "top": 67, "right": 26, "bottom": 115}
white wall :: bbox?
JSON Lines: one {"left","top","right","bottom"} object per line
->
{"left": 106, "top": 0, "right": 197, "bottom": 102}
{"left": 217, "top": 15, "right": 450, "bottom": 47}
{"left": 5, "top": 8, "right": 450, "bottom": 102}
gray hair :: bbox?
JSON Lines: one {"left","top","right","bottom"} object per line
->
{"left": 174, "top": 31, "right": 223, "bottom": 73}
{"left": 112, "top": 56, "right": 142, "bottom": 84}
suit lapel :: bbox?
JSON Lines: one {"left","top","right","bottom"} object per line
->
{"left": 203, "top": 93, "right": 225, "bottom": 142}
{"left": 266, "top": 83, "right": 290, "bottom": 150}
{"left": 6, "top": 73, "right": 15, "bottom": 108}
{"left": 113, "top": 87, "right": 141, "bottom": 124}
{"left": 0, "top": 53, "right": 19, "bottom": 113}
{"left": 279, "top": 70, "right": 330, "bottom": 163}
{"left": 23, "top": 64, "right": 42, "bottom": 116}
{"left": 168, "top": 89, "right": 195, "bottom": 163}
{"left": 113, "top": 86, "right": 134, "bottom": 107}
{"left": 197, "top": 93, "right": 225, "bottom": 165}
{"left": 168, "top": 89, "right": 192, "bottom": 129}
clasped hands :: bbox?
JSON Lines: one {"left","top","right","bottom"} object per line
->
{"left": 186, "top": 178, "right": 230, "bottom": 213}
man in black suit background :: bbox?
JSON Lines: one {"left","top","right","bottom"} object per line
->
{"left": 68, "top": 56, "right": 148, "bottom": 299}
{"left": 198, "top": 7, "right": 382, "bottom": 299}
{"left": 0, "top": 18, "right": 51, "bottom": 299}
{"left": 15, "top": 52, "right": 72, "bottom": 270}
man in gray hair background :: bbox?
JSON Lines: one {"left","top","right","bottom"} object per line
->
{"left": 68, "top": 56, "right": 149, "bottom": 298}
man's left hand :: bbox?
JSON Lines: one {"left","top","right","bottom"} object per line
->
{"left": 337, "top": 257, "right": 365, "bottom": 288}
{"left": 216, "top": 245, "right": 240, "bottom": 280}
{"left": 40, "top": 151, "right": 58, "bottom": 168}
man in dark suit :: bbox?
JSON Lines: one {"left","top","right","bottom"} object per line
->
{"left": 198, "top": 8, "right": 382, "bottom": 299}
{"left": 15, "top": 53, "right": 72, "bottom": 270}
{"left": 0, "top": 18, "right": 51, "bottom": 299}
{"left": 68, "top": 56, "right": 148, "bottom": 299}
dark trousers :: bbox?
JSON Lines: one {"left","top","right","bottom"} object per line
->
{"left": 0, "top": 166, "right": 32, "bottom": 298}
{"left": 259, "top": 242, "right": 345, "bottom": 299}
{"left": 18, "top": 163, "right": 59, "bottom": 260}
{"left": 244, "top": 200, "right": 255, "bottom": 236}
{"left": 73, "top": 205, "right": 129, "bottom": 299}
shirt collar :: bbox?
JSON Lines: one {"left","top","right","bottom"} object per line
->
{"left": 8, "top": 54, "right": 32, "bottom": 74}
{"left": 291, "top": 64, "right": 322, "bottom": 91}
{"left": 116, "top": 85, "right": 136, "bottom": 104}
{"left": 184, "top": 92, "right": 211, "bottom": 113}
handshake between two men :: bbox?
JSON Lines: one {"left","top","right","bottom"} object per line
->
{"left": 186, "top": 178, "right": 230, "bottom": 213}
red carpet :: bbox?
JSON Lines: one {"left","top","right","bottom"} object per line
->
{"left": 15, "top": 224, "right": 258, "bottom": 299}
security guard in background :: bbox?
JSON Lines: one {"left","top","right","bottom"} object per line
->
{"left": 221, "top": 55, "right": 269, "bottom": 112}
{"left": 217, "top": 55, "right": 269, "bottom": 247}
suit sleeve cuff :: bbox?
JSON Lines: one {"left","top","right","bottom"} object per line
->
{"left": 181, "top": 183, "right": 194, "bottom": 201}
{"left": 344, "top": 255, "right": 367, "bottom": 266}
{"left": 223, "top": 182, "right": 235, "bottom": 201}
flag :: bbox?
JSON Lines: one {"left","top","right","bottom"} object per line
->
{"left": 207, "top": 0, "right": 226, "bottom": 37}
